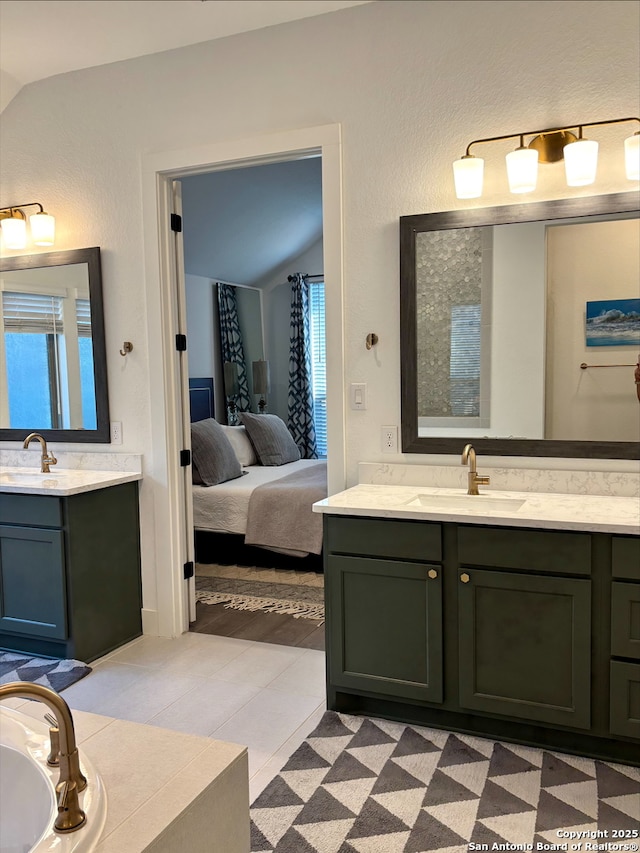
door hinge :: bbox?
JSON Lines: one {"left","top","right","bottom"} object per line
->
{"left": 183, "top": 560, "right": 194, "bottom": 580}
{"left": 180, "top": 449, "right": 191, "bottom": 467}
{"left": 175, "top": 333, "right": 187, "bottom": 351}
{"left": 170, "top": 213, "right": 182, "bottom": 233}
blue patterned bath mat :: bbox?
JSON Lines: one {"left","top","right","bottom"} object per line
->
{"left": 0, "top": 652, "right": 91, "bottom": 692}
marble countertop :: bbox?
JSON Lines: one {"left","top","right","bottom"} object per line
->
{"left": 0, "top": 466, "right": 142, "bottom": 496}
{"left": 313, "top": 484, "right": 640, "bottom": 535}
{"left": 5, "top": 703, "right": 248, "bottom": 853}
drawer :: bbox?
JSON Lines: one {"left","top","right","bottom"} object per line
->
{"left": 458, "top": 525, "right": 590, "bottom": 575}
{"left": 610, "top": 660, "right": 640, "bottom": 741}
{"left": 0, "top": 493, "right": 62, "bottom": 528}
{"left": 612, "top": 537, "right": 640, "bottom": 581}
{"left": 612, "top": 582, "right": 640, "bottom": 660}
{"left": 325, "top": 516, "right": 441, "bottom": 562}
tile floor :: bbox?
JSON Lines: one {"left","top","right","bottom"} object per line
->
{"left": 11, "top": 631, "right": 327, "bottom": 802}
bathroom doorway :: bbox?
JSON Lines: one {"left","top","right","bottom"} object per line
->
{"left": 178, "top": 157, "right": 327, "bottom": 646}
{"left": 141, "top": 124, "right": 345, "bottom": 639}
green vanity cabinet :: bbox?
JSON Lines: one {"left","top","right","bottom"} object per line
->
{"left": 457, "top": 525, "right": 592, "bottom": 729}
{"left": 0, "top": 525, "right": 67, "bottom": 640}
{"left": 323, "top": 514, "right": 639, "bottom": 765}
{"left": 610, "top": 535, "right": 640, "bottom": 739}
{"left": 0, "top": 482, "right": 142, "bottom": 662}
{"left": 327, "top": 556, "right": 442, "bottom": 702}
{"left": 325, "top": 516, "right": 443, "bottom": 704}
{"left": 457, "top": 568, "right": 591, "bottom": 729}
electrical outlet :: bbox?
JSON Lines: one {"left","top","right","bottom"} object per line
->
{"left": 381, "top": 425, "right": 398, "bottom": 453}
{"left": 110, "top": 421, "right": 122, "bottom": 445}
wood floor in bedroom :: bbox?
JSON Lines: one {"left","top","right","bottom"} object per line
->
{"left": 190, "top": 602, "right": 325, "bottom": 651}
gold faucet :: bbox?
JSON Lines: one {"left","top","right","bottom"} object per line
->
{"left": 0, "top": 681, "right": 87, "bottom": 833}
{"left": 461, "top": 443, "right": 490, "bottom": 495}
{"left": 23, "top": 432, "right": 57, "bottom": 473}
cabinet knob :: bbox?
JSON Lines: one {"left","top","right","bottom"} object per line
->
{"left": 460, "top": 572, "right": 470, "bottom": 583}
{"left": 428, "top": 568, "right": 438, "bottom": 579}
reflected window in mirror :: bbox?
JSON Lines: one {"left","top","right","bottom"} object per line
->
{"left": 0, "top": 248, "right": 109, "bottom": 443}
{"left": 400, "top": 193, "right": 640, "bottom": 460}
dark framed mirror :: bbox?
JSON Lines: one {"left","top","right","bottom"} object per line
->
{"left": 0, "top": 247, "right": 110, "bottom": 442}
{"left": 400, "top": 192, "right": 640, "bottom": 459}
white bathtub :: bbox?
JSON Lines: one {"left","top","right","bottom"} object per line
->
{"left": 0, "top": 706, "right": 106, "bottom": 853}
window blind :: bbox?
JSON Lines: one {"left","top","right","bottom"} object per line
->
{"left": 450, "top": 304, "right": 481, "bottom": 416}
{"left": 2, "top": 291, "right": 64, "bottom": 334}
{"left": 76, "top": 298, "right": 92, "bottom": 338}
{"left": 309, "top": 282, "right": 327, "bottom": 457}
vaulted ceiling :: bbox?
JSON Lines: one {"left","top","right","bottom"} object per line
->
{"left": 180, "top": 156, "right": 323, "bottom": 286}
{"left": 0, "top": 0, "right": 372, "bottom": 110}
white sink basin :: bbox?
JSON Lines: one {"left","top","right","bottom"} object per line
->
{"left": 406, "top": 493, "right": 526, "bottom": 512}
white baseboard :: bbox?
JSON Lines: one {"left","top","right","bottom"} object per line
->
{"left": 141, "top": 608, "right": 159, "bottom": 636}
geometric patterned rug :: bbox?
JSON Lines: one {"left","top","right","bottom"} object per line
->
{"left": 195, "top": 563, "right": 324, "bottom": 620}
{"left": 250, "top": 711, "right": 640, "bottom": 852}
{"left": 0, "top": 652, "right": 92, "bottom": 692}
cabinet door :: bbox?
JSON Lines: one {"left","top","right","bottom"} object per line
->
{"left": 327, "top": 555, "right": 442, "bottom": 703}
{"left": 458, "top": 568, "right": 591, "bottom": 729}
{"left": 611, "top": 582, "right": 640, "bottom": 660}
{"left": 610, "top": 660, "right": 640, "bottom": 740}
{"left": 0, "top": 526, "right": 67, "bottom": 639}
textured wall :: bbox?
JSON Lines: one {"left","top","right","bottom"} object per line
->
{"left": 1, "top": 0, "right": 638, "bottom": 618}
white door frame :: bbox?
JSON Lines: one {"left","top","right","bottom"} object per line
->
{"left": 141, "top": 124, "right": 346, "bottom": 637}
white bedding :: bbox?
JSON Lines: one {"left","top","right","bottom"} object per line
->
{"left": 192, "top": 459, "right": 322, "bottom": 534}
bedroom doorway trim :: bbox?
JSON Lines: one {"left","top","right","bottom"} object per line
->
{"left": 142, "top": 124, "right": 345, "bottom": 638}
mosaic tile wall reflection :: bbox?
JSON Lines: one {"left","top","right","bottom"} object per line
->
{"left": 416, "top": 228, "right": 483, "bottom": 417}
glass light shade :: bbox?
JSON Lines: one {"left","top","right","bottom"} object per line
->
{"left": 624, "top": 132, "right": 640, "bottom": 181}
{"left": 453, "top": 155, "right": 484, "bottom": 199}
{"left": 505, "top": 147, "right": 538, "bottom": 193}
{"left": 30, "top": 212, "right": 55, "bottom": 245}
{"left": 1, "top": 215, "right": 27, "bottom": 249}
{"left": 563, "top": 138, "right": 599, "bottom": 186}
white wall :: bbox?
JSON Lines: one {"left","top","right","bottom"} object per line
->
{"left": 491, "top": 223, "right": 546, "bottom": 438}
{"left": 260, "top": 239, "right": 324, "bottom": 421}
{"left": 184, "top": 275, "right": 217, "bottom": 380}
{"left": 1, "top": 0, "right": 638, "bottom": 629}
{"left": 546, "top": 218, "right": 640, "bottom": 441}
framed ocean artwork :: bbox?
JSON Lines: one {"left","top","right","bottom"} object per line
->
{"left": 585, "top": 298, "right": 640, "bottom": 347}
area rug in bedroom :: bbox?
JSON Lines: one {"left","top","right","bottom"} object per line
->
{"left": 195, "top": 563, "right": 324, "bottom": 620}
{"left": 0, "top": 652, "right": 92, "bottom": 691}
{"left": 249, "top": 710, "right": 640, "bottom": 853}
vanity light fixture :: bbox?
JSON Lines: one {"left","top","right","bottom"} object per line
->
{"left": 0, "top": 202, "right": 55, "bottom": 249}
{"left": 453, "top": 117, "right": 640, "bottom": 199}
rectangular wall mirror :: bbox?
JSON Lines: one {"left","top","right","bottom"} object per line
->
{"left": 0, "top": 247, "right": 110, "bottom": 443}
{"left": 400, "top": 192, "right": 640, "bottom": 459}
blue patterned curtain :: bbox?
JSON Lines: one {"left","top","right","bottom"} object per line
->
{"left": 287, "top": 274, "right": 318, "bottom": 459}
{"left": 217, "top": 283, "right": 252, "bottom": 412}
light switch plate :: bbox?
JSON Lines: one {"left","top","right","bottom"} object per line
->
{"left": 351, "top": 383, "right": 367, "bottom": 410}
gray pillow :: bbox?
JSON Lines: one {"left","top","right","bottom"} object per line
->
{"left": 239, "top": 413, "right": 301, "bottom": 466}
{"left": 190, "top": 418, "right": 243, "bottom": 486}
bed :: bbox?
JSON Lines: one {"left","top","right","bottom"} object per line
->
{"left": 188, "top": 391, "right": 326, "bottom": 566}
{"left": 192, "top": 458, "right": 326, "bottom": 556}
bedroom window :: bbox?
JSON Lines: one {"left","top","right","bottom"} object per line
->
{"left": 308, "top": 281, "right": 327, "bottom": 457}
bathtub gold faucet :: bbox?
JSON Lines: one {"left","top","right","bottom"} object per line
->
{"left": 0, "top": 681, "right": 87, "bottom": 833}
{"left": 461, "top": 443, "right": 490, "bottom": 495}
{"left": 23, "top": 432, "right": 57, "bottom": 473}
